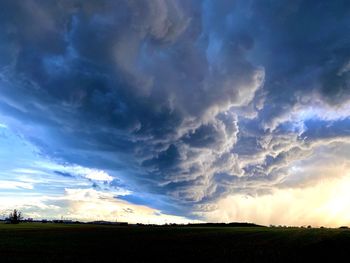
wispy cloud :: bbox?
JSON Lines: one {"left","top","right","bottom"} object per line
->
{"left": 0, "top": 180, "right": 33, "bottom": 190}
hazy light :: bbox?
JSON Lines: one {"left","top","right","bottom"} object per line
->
{"left": 204, "top": 172, "right": 350, "bottom": 227}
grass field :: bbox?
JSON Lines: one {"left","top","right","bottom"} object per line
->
{"left": 1, "top": 223, "right": 350, "bottom": 262}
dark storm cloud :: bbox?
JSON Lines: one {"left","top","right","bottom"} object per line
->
{"left": 250, "top": 0, "right": 350, "bottom": 129}
{"left": 0, "top": 0, "right": 349, "bottom": 215}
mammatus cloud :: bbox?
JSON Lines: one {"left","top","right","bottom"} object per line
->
{"left": 0, "top": 0, "right": 349, "bottom": 225}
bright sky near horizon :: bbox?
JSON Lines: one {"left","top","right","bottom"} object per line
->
{"left": 0, "top": 0, "right": 350, "bottom": 226}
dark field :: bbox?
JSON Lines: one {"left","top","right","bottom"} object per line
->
{"left": 1, "top": 223, "right": 350, "bottom": 262}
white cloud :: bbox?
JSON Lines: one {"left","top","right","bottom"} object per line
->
{"left": 35, "top": 161, "right": 115, "bottom": 182}
{"left": 0, "top": 188, "right": 199, "bottom": 224}
{"left": 60, "top": 188, "right": 197, "bottom": 224}
{"left": 0, "top": 180, "right": 33, "bottom": 190}
{"left": 85, "top": 169, "right": 113, "bottom": 182}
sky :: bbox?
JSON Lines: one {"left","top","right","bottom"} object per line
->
{"left": 0, "top": 0, "right": 349, "bottom": 227}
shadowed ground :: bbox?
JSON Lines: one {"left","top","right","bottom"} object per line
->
{"left": 1, "top": 223, "right": 350, "bottom": 262}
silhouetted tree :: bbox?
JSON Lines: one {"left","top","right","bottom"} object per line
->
{"left": 8, "top": 209, "right": 22, "bottom": 224}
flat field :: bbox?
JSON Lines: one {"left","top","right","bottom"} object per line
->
{"left": 0, "top": 223, "right": 349, "bottom": 262}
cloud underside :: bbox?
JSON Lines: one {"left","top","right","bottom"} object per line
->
{"left": 0, "top": 0, "right": 349, "bottom": 222}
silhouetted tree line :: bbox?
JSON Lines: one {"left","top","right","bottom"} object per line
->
{"left": 186, "top": 222, "right": 264, "bottom": 227}
{"left": 7, "top": 209, "right": 22, "bottom": 224}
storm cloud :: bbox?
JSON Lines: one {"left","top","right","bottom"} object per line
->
{"left": 0, "top": 0, "right": 349, "bottom": 220}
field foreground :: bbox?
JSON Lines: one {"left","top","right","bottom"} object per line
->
{"left": 1, "top": 223, "right": 350, "bottom": 262}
